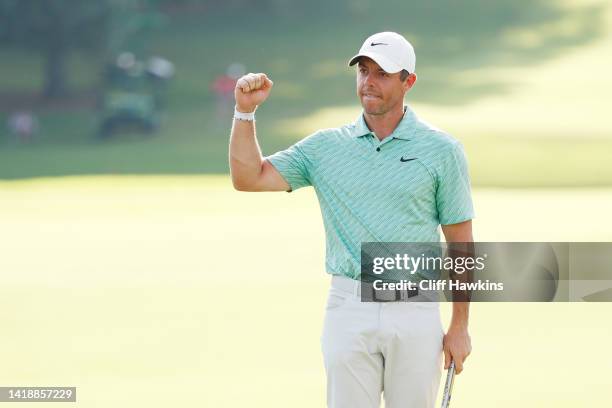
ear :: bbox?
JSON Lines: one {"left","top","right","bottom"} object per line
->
{"left": 404, "top": 73, "right": 417, "bottom": 91}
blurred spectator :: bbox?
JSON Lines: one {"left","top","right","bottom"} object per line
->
{"left": 146, "top": 56, "right": 175, "bottom": 109}
{"left": 7, "top": 111, "right": 39, "bottom": 143}
{"left": 211, "top": 63, "right": 245, "bottom": 124}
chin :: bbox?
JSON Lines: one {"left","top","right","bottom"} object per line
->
{"left": 362, "top": 101, "right": 386, "bottom": 115}
{"left": 360, "top": 98, "right": 377, "bottom": 111}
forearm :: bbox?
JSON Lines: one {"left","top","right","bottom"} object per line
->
{"left": 229, "top": 72, "right": 274, "bottom": 191}
{"left": 229, "top": 117, "right": 264, "bottom": 190}
{"left": 441, "top": 221, "right": 474, "bottom": 331}
{"left": 450, "top": 301, "right": 469, "bottom": 329}
{"left": 448, "top": 252, "right": 472, "bottom": 330}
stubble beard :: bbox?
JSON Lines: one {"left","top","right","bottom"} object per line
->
{"left": 362, "top": 97, "right": 402, "bottom": 116}
{"left": 361, "top": 96, "right": 388, "bottom": 116}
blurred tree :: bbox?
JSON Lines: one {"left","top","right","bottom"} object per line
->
{"left": 0, "top": 0, "right": 162, "bottom": 100}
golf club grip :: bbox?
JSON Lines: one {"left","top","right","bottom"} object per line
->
{"left": 440, "top": 360, "right": 456, "bottom": 408}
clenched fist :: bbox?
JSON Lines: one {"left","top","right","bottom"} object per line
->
{"left": 234, "top": 73, "right": 273, "bottom": 113}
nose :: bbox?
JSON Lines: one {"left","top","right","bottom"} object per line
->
{"left": 363, "top": 72, "right": 376, "bottom": 87}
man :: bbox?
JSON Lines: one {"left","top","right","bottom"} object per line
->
{"left": 229, "top": 31, "right": 473, "bottom": 408}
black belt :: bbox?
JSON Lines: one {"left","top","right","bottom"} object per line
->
{"left": 361, "top": 282, "right": 420, "bottom": 302}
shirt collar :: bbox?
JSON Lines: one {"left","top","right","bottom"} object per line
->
{"left": 350, "top": 105, "right": 417, "bottom": 140}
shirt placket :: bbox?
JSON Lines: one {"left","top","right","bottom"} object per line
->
{"left": 373, "top": 136, "right": 397, "bottom": 168}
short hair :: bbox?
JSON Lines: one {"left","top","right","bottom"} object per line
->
{"left": 399, "top": 69, "right": 410, "bottom": 82}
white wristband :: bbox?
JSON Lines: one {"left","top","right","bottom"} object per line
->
{"left": 234, "top": 108, "right": 255, "bottom": 122}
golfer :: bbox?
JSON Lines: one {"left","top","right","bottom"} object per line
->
{"left": 229, "top": 31, "right": 473, "bottom": 408}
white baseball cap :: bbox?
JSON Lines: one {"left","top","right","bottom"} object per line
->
{"left": 348, "top": 31, "right": 416, "bottom": 74}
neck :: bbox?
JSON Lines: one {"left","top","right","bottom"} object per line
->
{"left": 363, "top": 104, "right": 405, "bottom": 141}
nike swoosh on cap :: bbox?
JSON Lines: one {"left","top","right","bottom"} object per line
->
{"left": 370, "top": 42, "right": 388, "bottom": 46}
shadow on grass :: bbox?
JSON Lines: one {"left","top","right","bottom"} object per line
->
{"left": 227, "top": 0, "right": 606, "bottom": 107}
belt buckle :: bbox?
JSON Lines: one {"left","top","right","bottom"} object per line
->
{"left": 372, "top": 287, "right": 401, "bottom": 302}
{"left": 406, "top": 288, "right": 419, "bottom": 301}
{"left": 379, "top": 288, "right": 419, "bottom": 302}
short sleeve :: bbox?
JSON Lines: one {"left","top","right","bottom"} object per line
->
{"left": 435, "top": 142, "right": 475, "bottom": 225}
{"left": 265, "top": 132, "right": 321, "bottom": 192}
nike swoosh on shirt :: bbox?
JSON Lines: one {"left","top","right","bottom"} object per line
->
{"left": 400, "top": 157, "right": 417, "bottom": 162}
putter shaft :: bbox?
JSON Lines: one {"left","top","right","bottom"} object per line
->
{"left": 440, "top": 360, "right": 456, "bottom": 408}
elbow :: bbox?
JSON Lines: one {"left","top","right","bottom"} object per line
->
{"left": 229, "top": 164, "right": 248, "bottom": 191}
{"left": 231, "top": 176, "right": 256, "bottom": 192}
{"left": 231, "top": 178, "right": 248, "bottom": 191}
{"left": 230, "top": 163, "right": 262, "bottom": 192}
{"left": 234, "top": 184, "right": 253, "bottom": 192}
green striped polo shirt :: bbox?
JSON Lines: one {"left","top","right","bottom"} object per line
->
{"left": 266, "top": 105, "right": 475, "bottom": 280}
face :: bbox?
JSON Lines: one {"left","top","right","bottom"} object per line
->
{"left": 356, "top": 57, "right": 412, "bottom": 115}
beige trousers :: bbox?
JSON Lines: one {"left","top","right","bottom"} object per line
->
{"left": 321, "top": 275, "right": 444, "bottom": 408}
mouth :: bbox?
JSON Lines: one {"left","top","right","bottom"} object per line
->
{"left": 362, "top": 93, "right": 381, "bottom": 99}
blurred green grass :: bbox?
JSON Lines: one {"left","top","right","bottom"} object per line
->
{"left": 1, "top": 175, "right": 611, "bottom": 407}
{"left": 0, "top": 0, "right": 610, "bottom": 185}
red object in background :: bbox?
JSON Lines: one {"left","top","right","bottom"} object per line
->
{"left": 211, "top": 75, "right": 237, "bottom": 96}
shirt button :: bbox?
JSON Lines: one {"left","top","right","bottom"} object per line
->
{"left": 376, "top": 147, "right": 381, "bottom": 152}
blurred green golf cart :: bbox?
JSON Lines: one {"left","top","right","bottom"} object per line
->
{"left": 98, "top": 52, "right": 174, "bottom": 138}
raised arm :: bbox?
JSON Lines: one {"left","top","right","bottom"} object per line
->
{"left": 229, "top": 73, "right": 290, "bottom": 192}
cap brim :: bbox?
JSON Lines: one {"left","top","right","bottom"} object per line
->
{"left": 347, "top": 51, "right": 403, "bottom": 74}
